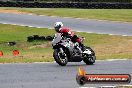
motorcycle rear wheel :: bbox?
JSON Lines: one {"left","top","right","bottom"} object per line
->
{"left": 83, "top": 47, "right": 96, "bottom": 65}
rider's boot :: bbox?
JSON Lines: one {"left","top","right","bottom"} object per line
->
{"left": 79, "top": 43, "right": 85, "bottom": 52}
{"left": 74, "top": 42, "right": 82, "bottom": 53}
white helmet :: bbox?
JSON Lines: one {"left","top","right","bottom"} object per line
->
{"left": 54, "top": 22, "right": 63, "bottom": 32}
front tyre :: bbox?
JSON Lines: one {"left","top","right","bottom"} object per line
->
{"left": 53, "top": 49, "right": 68, "bottom": 66}
{"left": 83, "top": 47, "right": 96, "bottom": 65}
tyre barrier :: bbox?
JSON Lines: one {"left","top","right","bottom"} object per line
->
{"left": 39, "top": 36, "right": 46, "bottom": 41}
{"left": 45, "top": 36, "right": 54, "bottom": 41}
{"left": 33, "top": 35, "right": 40, "bottom": 40}
{"left": 27, "top": 36, "right": 34, "bottom": 42}
{"left": 8, "top": 41, "right": 16, "bottom": 46}
{"left": 27, "top": 35, "right": 53, "bottom": 42}
{"left": 0, "top": 1, "right": 132, "bottom": 9}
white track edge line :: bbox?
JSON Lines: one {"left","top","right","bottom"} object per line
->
{"left": 0, "top": 22, "right": 131, "bottom": 36}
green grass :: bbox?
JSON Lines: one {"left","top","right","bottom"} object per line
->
{"left": 0, "top": 24, "right": 55, "bottom": 62}
{"left": 0, "top": 7, "right": 132, "bottom": 22}
{"left": 0, "top": 24, "right": 132, "bottom": 63}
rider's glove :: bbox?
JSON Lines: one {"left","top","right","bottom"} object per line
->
{"left": 74, "top": 42, "right": 79, "bottom": 47}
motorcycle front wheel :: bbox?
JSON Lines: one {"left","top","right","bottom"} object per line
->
{"left": 53, "top": 49, "right": 68, "bottom": 66}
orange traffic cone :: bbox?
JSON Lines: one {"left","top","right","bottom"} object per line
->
{"left": 0, "top": 51, "right": 3, "bottom": 57}
{"left": 13, "top": 50, "right": 19, "bottom": 56}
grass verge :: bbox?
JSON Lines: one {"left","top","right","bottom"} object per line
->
{"left": 0, "top": 7, "right": 132, "bottom": 22}
{"left": 0, "top": 24, "right": 132, "bottom": 63}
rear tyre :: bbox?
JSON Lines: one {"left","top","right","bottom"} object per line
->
{"left": 83, "top": 46, "right": 96, "bottom": 65}
{"left": 53, "top": 49, "right": 68, "bottom": 66}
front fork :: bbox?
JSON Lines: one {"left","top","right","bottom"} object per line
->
{"left": 76, "top": 46, "right": 83, "bottom": 54}
{"left": 60, "top": 48, "right": 64, "bottom": 53}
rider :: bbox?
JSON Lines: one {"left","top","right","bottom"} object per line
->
{"left": 54, "top": 22, "right": 84, "bottom": 52}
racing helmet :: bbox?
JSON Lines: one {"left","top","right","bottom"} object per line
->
{"left": 54, "top": 22, "right": 63, "bottom": 32}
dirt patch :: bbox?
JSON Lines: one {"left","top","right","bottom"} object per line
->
{"left": 93, "top": 39, "right": 132, "bottom": 55}
{"left": 0, "top": 9, "right": 31, "bottom": 14}
{"left": 29, "top": 42, "right": 51, "bottom": 49}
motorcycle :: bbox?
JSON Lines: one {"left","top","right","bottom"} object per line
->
{"left": 52, "top": 33, "right": 96, "bottom": 66}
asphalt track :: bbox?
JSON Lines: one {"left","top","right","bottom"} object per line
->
{"left": 0, "top": 60, "right": 132, "bottom": 88}
{"left": 0, "top": 13, "right": 132, "bottom": 36}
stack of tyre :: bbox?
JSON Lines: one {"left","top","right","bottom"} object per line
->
{"left": 27, "top": 35, "right": 54, "bottom": 42}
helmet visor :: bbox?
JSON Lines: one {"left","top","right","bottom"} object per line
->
{"left": 54, "top": 25, "right": 61, "bottom": 32}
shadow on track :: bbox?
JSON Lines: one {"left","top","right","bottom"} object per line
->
{"left": 53, "top": 63, "right": 96, "bottom": 67}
